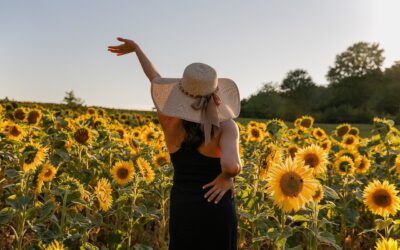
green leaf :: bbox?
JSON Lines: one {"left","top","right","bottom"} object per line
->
{"left": 0, "top": 207, "right": 14, "bottom": 224}
{"left": 323, "top": 185, "right": 340, "bottom": 200}
{"left": 317, "top": 231, "right": 340, "bottom": 250}
{"left": 55, "top": 148, "right": 70, "bottom": 161}
{"left": 40, "top": 201, "right": 56, "bottom": 220}
{"left": 7, "top": 194, "right": 33, "bottom": 210}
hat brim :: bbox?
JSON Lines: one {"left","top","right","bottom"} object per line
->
{"left": 150, "top": 76, "right": 241, "bottom": 123}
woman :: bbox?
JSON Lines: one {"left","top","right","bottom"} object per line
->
{"left": 108, "top": 37, "right": 242, "bottom": 250}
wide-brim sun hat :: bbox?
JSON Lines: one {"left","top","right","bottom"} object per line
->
{"left": 151, "top": 62, "right": 240, "bottom": 145}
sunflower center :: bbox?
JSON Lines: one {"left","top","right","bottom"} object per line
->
{"left": 74, "top": 128, "right": 90, "bottom": 144}
{"left": 300, "top": 119, "right": 312, "bottom": 128}
{"left": 28, "top": 110, "right": 40, "bottom": 124}
{"left": 372, "top": 189, "right": 392, "bottom": 207}
{"left": 251, "top": 129, "right": 260, "bottom": 138}
{"left": 280, "top": 172, "right": 304, "bottom": 197}
{"left": 14, "top": 109, "right": 26, "bottom": 120}
{"left": 117, "top": 167, "right": 129, "bottom": 179}
{"left": 313, "top": 189, "right": 321, "bottom": 199}
{"left": 10, "top": 126, "right": 21, "bottom": 137}
{"left": 44, "top": 169, "right": 53, "bottom": 177}
{"left": 316, "top": 130, "right": 323, "bottom": 137}
{"left": 157, "top": 157, "right": 167, "bottom": 165}
{"left": 345, "top": 137, "right": 354, "bottom": 145}
{"left": 305, "top": 153, "right": 319, "bottom": 168}
{"left": 337, "top": 126, "right": 349, "bottom": 137}
{"left": 358, "top": 160, "right": 366, "bottom": 170}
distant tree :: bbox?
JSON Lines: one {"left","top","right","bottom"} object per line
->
{"left": 280, "top": 69, "right": 315, "bottom": 92}
{"left": 326, "top": 42, "right": 385, "bottom": 84}
{"left": 63, "top": 90, "right": 84, "bottom": 107}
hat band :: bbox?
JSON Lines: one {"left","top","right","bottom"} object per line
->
{"left": 178, "top": 81, "right": 219, "bottom": 98}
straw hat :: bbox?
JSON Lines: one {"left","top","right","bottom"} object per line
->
{"left": 151, "top": 62, "right": 240, "bottom": 145}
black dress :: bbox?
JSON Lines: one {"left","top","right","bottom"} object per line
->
{"left": 168, "top": 141, "right": 238, "bottom": 250}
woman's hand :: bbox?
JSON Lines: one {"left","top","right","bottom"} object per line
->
{"left": 202, "top": 173, "right": 236, "bottom": 204}
{"left": 108, "top": 37, "right": 138, "bottom": 56}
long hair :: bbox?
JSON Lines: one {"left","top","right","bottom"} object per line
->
{"left": 181, "top": 119, "right": 216, "bottom": 150}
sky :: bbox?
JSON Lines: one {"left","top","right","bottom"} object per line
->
{"left": 1, "top": 0, "right": 399, "bottom": 110}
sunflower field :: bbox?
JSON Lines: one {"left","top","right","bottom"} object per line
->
{"left": 0, "top": 102, "right": 400, "bottom": 250}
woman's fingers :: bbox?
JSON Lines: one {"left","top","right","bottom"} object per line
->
{"left": 214, "top": 190, "right": 226, "bottom": 204}
{"left": 202, "top": 180, "right": 215, "bottom": 190}
{"left": 204, "top": 185, "right": 217, "bottom": 198}
{"left": 207, "top": 189, "right": 222, "bottom": 203}
{"left": 117, "top": 37, "right": 128, "bottom": 42}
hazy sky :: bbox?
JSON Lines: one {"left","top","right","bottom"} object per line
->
{"left": 1, "top": 0, "right": 399, "bottom": 110}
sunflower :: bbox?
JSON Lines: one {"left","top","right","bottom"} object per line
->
{"left": 110, "top": 160, "right": 135, "bottom": 185}
{"left": 374, "top": 237, "right": 399, "bottom": 250}
{"left": 73, "top": 126, "right": 93, "bottom": 145}
{"left": 94, "top": 178, "right": 113, "bottom": 212}
{"left": 27, "top": 109, "right": 42, "bottom": 125}
{"left": 142, "top": 127, "right": 159, "bottom": 144}
{"left": 312, "top": 127, "right": 327, "bottom": 141}
{"left": 45, "top": 240, "right": 65, "bottom": 250}
{"left": 247, "top": 126, "right": 264, "bottom": 142}
{"left": 265, "top": 157, "right": 319, "bottom": 212}
{"left": 87, "top": 107, "right": 96, "bottom": 116}
{"left": 294, "top": 144, "right": 329, "bottom": 176}
{"left": 14, "top": 108, "right": 26, "bottom": 121}
{"left": 136, "top": 157, "right": 155, "bottom": 184}
{"left": 131, "top": 127, "right": 142, "bottom": 140}
{"left": 39, "top": 163, "right": 58, "bottom": 182}
{"left": 0, "top": 103, "right": 3, "bottom": 113}
{"left": 20, "top": 142, "right": 48, "bottom": 172}
{"left": 363, "top": 180, "right": 400, "bottom": 217}
{"left": 312, "top": 182, "right": 324, "bottom": 204}
{"left": 298, "top": 115, "right": 314, "bottom": 129}
{"left": 333, "top": 156, "right": 355, "bottom": 175}
{"left": 335, "top": 123, "right": 351, "bottom": 137}
{"left": 287, "top": 144, "right": 299, "bottom": 159}
{"left": 341, "top": 134, "right": 359, "bottom": 149}
{"left": 319, "top": 139, "right": 332, "bottom": 152}
{"left": 153, "top": 152, "right": 171, "bottom": 167}
{"left": 5, "top": 122, "right": 26, "bottom": 141}
{"left": 354, "top": 155, "right": 371, "bottom": 174}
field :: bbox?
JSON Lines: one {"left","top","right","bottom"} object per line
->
{"left": 1, "top": 101, "right": 400, "bottom": 250}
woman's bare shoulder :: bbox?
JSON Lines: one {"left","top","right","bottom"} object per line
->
{"left": 219, "top": 119, "right": 239, "bottom": 136}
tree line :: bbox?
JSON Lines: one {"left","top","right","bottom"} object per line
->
{"left": 240, "top": 42, "right": 400, "bottom": 123}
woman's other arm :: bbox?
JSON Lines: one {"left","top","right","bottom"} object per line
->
{"left": 219, "top": 119, "right": 242, "bottom": 178}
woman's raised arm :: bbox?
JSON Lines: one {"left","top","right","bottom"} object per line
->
{"left": 108, "top": 37, "right": 161, "bottom": 82}
{"left": 108, "top": 37, "right": 177, "bottom": 124}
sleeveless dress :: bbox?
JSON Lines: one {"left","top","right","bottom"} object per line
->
{"left": 168, "top": 141, "right": 238, "bottom": 250}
